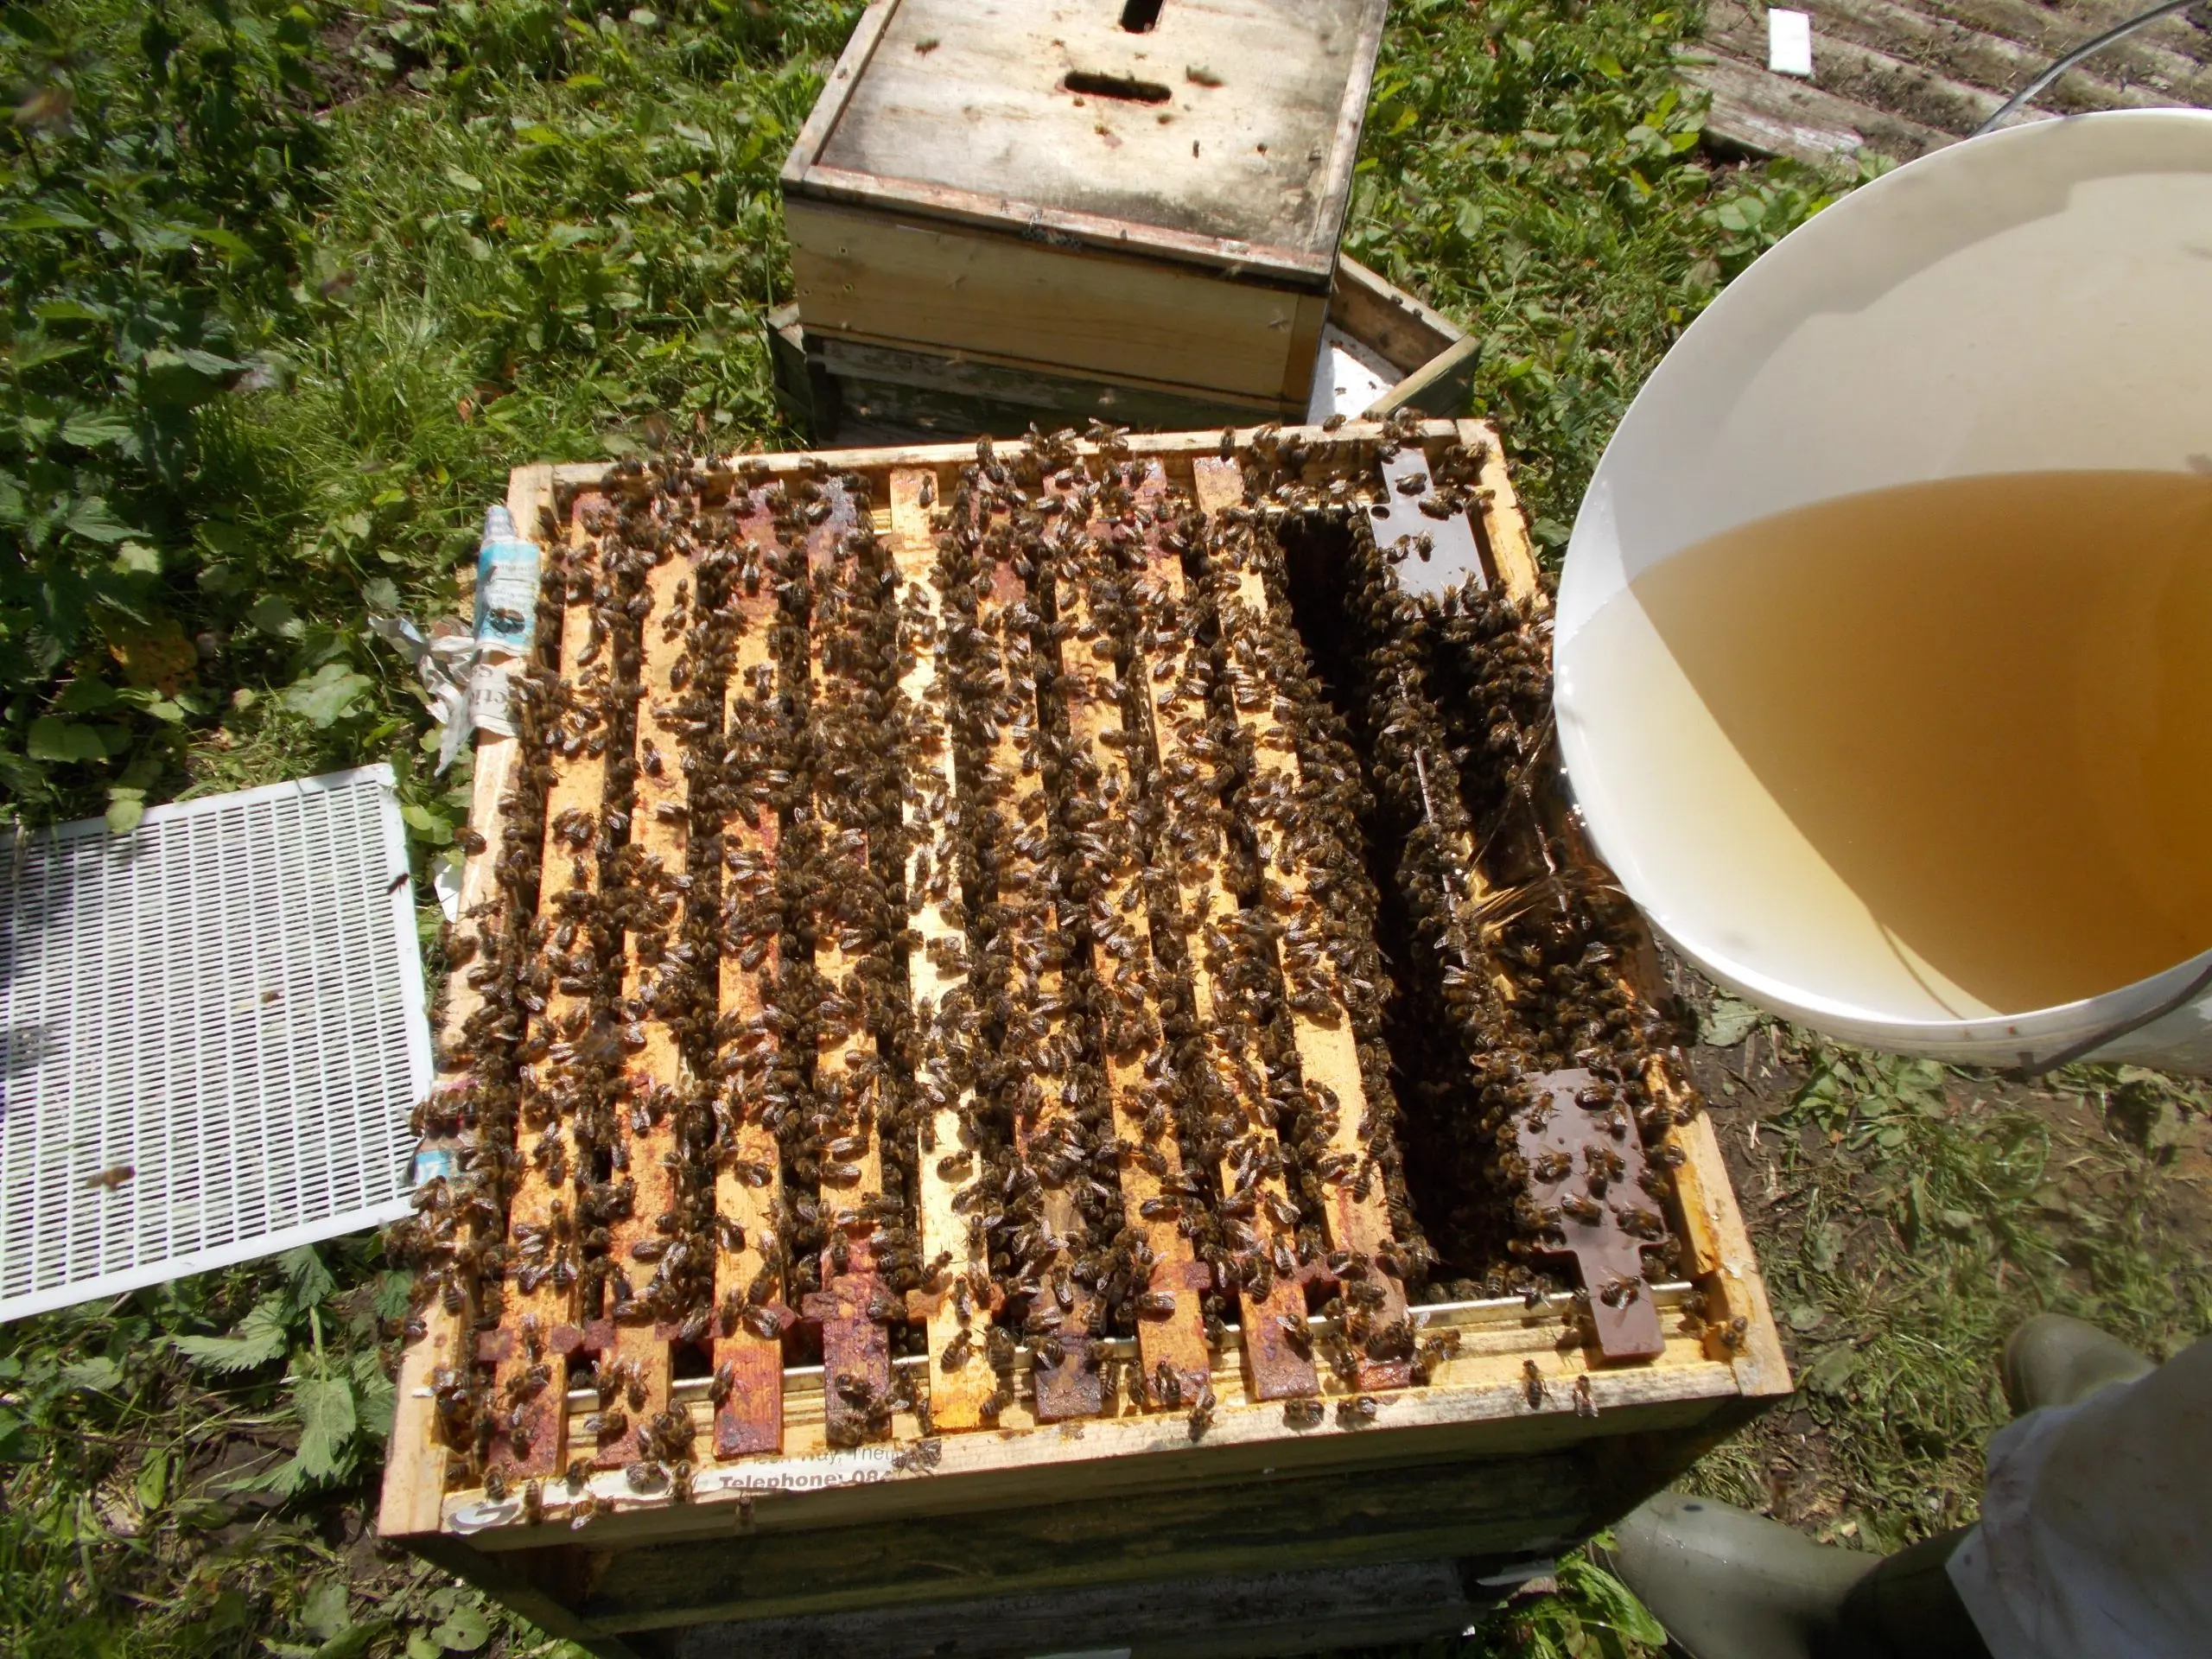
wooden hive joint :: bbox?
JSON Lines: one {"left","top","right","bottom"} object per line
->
{"left": 1190, "top": 455, "right": 1413, "bottom": 1390}
{"left": 595, "top": 493, "right": 693, "bottom": 1475}
{"left": 1044, "top": 454, "right": 1214, "bottom": 1411}
{"left": 1122, "top": 462, "right": 1319, "bottom": 1404}
{"left": 707, "top": 481, "right": 795, "bottom": 1459}
{"left": 955, "top": 466, "right": 1107, "bottom": 1422}
{"left": 794, "top": 476, "right": 900, "bottom": 1446}
{"left": 888, "top": 463, "right": 1005, "bottom": 1433}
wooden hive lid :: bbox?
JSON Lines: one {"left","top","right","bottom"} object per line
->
{"left": 781, "top": 0, "right": 1388, "bottom": 288}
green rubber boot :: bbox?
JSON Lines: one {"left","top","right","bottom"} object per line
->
{"left": 2001, "top": 1313, "right": 2154, "bottom": 1414}
{"left": 1598, "top": 1491, "right": 1878, "bottom": 1659}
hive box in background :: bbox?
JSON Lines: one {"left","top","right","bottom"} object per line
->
{"left": 781, "top": 0, "right": 1389, "bottom": 426}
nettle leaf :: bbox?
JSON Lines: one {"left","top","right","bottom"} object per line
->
{"left": 65, "top": 496, "right": 143, "bottom": 544}
{"left": 294, "top": 1374, "right": 359, "bottom": 1481}
{"left": 283, "top": 662, "right": 373, "bottom": 728}
{"left": 26, "top": 716, "right": 106, "bottom": 762}
{"left": 137, "top": 1448, "right": 169, "bottom": 1512}
{"left": 58, "top": 677, "right": 120, "bottom": 713}
{"left": 248, "top": 594, "right": 303, "bottom": 637}
{"left": 1, "top": 202, "right": 98, "bottom": 232}
{"left": 350, "top": 1349, "right": 396, "bottom": 1441}
{"left": 173, "top": 1293, "right": 293, "bottom": 1372}
{"left": 141, "top": 348, "right": 227, "bottom": 409}
{"left": 35, "top": 297, "right": 110, "bottom": 324}
{"left": 302, "top": 1575, "right": 352, "bottom": 1642}
{"left": 60, "top": 410, "right": 135, "bottom": 449}
{"left": 429, "top": 1599, "right": 491, "bottom": 1653}
{"left": 3, "top": 335, "right": 88, "bottom": 371}
{"left": 59, "top": 1356, "right": 124, "bottom": 1393}
{"left": 280, "top": 1244, "right": 337, "bottom": 1306}
{"left": 1701, "top": 996, "right": 1762, "bottom": 1047}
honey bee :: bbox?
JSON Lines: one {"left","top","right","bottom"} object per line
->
{"left": 1335, "top": 1394, "right": 1380, "bottom": 1428}
{"left": 1150, "top": 1361, "right": 1184, "bottom": 1411}
{"left": 1186, "top": 1379, "right": 1217, "bottom": 1440}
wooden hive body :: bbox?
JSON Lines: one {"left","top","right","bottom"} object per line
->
{"left": 781, "top": 0, "right": 1388, "bottom": 421}
{"left": 382, "top": 421, "right": 1788, "bottom": 1657}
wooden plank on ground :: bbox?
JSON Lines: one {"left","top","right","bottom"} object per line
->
{"left": 709, "top": 486, "right": 791, "bottom": 1459}
{"left": 487, "top": 501, "right": 609, "bottom": 1482}
{"left": 888, "top": 465, "right": 1001, "bottom": 1433}
{"left": 1124, "top": 467, "right": 1316, "bottom": 1403}
{"left": 598, "top": 517, "right": 690, "bottom": 1469}
{"left": 1192, "top": 456, "right": 1409, "bottom": 1388}
{"left": 1779, "top": 0, "right": 2202, "bottom": 113}
{"left": 1911, "top": 0, "right": 2212, "bottom": 95}
{"left": 1701, "top": 0, "right": 2121, "bottom": 136}
{"left": 1679, "top": 48, "right": 1956, "bottom": 162}
{"left": 1050, "top": 465, "right": 1214, "bottom": 1408}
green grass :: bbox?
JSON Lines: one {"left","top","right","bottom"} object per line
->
{"left": 1683, "top": 1024, "right": 2212, "bottom": 1553}
{"left": 7, "top": 3, "right": 2201, "bottom": 1657}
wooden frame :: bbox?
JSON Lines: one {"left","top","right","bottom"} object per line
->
{"left": 769, "top": 256, "right": 1481, "bottom": 444}
{"left": 781, "top": 0, "right": 1389, "bottom": 415}
{"left": 384, "top": 422, "right": 1787, "bottom": 1657}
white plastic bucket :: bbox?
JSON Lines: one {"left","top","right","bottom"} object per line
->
{"left": 1554, "top": 110, "right": 2212, "bottom": 1073}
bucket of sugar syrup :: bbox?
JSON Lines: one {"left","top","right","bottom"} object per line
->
{"left": 1554, "top": 111, "right": 2212, "bottom": 1071}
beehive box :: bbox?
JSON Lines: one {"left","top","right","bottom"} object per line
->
{"left": 781, "top": 0, "right": 1388, "bottom": 423}
{"left": 769, "top": 255, "right": 1481, "bottom": 445}
{"left": 381, "top": 419, "right": 1788, "bottom": 1656}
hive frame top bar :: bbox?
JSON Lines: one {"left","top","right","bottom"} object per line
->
{"left": 780, "top": 0, "right": 1388, "bottom": 286}
{"left": 547, "top": 418, "right": 1466, "bottom": 486}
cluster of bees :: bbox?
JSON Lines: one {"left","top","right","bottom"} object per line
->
{"left": 391, "top": 417, "right": 1694, "bottom": 1490}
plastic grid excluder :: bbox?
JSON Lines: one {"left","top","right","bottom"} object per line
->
{"left": 0, "top": 765, "right": 431, "bottom": 1322}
